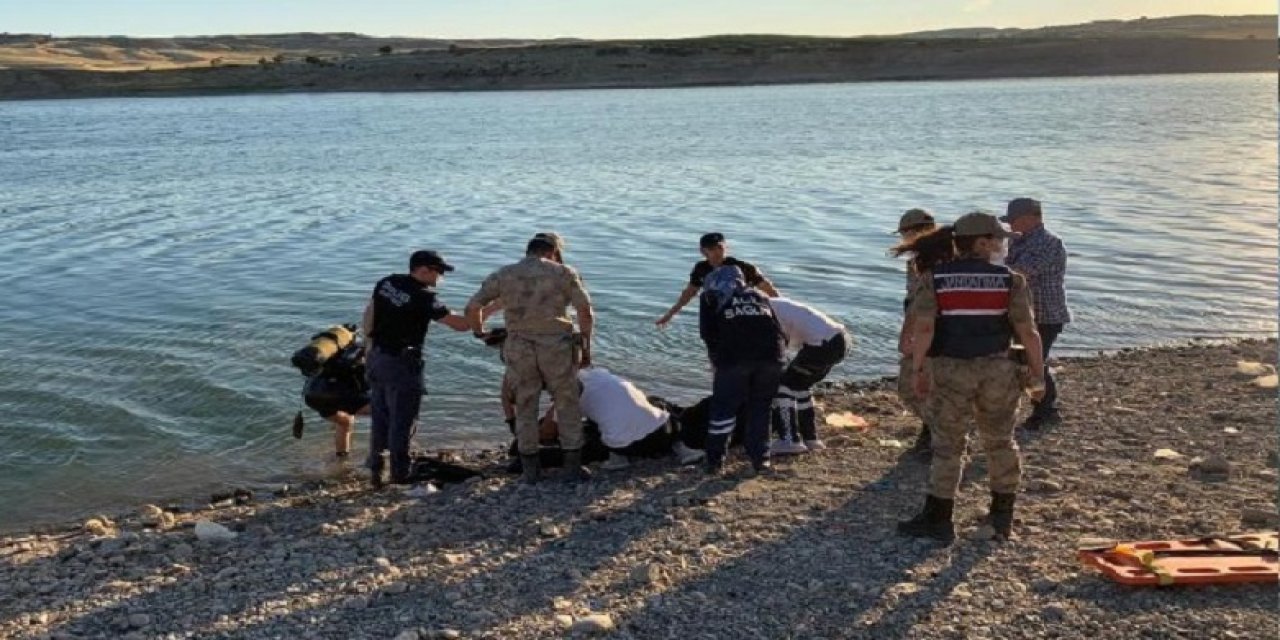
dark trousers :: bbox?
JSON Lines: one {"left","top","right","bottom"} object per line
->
{"left": 708, "top": 361, "right": 783, "bottom": 466}
{"left": 1033, "top": 323, "right": 1063, "bottom": 416}
{"left": 773, "top": 332, "right": 848, "bottom": 442}
{"left": 366, "top": 348, "right": 423, "bottom": 481}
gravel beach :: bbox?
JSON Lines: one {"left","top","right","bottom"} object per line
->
{"left": 2, "top": 339, "right": 1276, "bottom": 639}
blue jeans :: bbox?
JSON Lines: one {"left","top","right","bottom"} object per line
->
{"left": 366, "top": 348, "right": 423, "bottom": 481}
{"left": 708, "top": 361, "right": 783, "bottom": 466}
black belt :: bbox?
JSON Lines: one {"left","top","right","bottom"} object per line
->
{"left": 374, "top": 343, "right": 421, "bottom": 356}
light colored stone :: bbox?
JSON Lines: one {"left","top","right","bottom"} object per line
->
{"left": 394, "top": 630, "right": 421, "bottom": 640}
{"left": 571, "top": 613, "right": 616, "bottom": 635}
{"left": 84, "top": 518, "right": 113, "bottom": 536}
{"left": 1026, "top": 479, "right": 1064, "bottom": 493}
{"left": 193, "top": 521, "right": 236, "bottom": 542}
{"left": 555, "top": 614, "right": 575, "bottom": 628}
{"left": 1152, "top": 449, "right": 1182, "bottom": 461}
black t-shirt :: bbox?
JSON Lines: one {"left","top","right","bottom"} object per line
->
{"left": 689, "top": 257, "right": 765, "bottom": 288}
{"left": 369, "top": 274, "right": 449, "bottom": 350}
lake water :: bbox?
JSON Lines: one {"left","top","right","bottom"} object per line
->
{"left": 1, "top": 73, "right": 1275, "bottom": 530}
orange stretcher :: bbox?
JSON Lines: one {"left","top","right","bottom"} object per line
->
{"left": 1078, "top": 532, "right": 1279, "bottom": 586}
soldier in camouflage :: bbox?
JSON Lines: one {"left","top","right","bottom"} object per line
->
{"left": 465, "top": 232, "right": 595, "bottom": 484}
{"left": 891, "top": 208, "right": 940, "bottom": 458}
{"left": 897, "top": 212, "right": 1045, "bottom": 544}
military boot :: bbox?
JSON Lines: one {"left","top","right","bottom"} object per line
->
{"left": 989, "top": 492, "right": 1017, "bottom": 540}
{"left": 896, "top": 494, "right": 956, "bottom": 544}
{"left": 907, "top": 424, "right": 932, "bottom": 459}
{"left": 518, "top": 454, "right": 542, "bottom": 485}
{"left": 561, "top": 449, "right": 593, "bottom": 483}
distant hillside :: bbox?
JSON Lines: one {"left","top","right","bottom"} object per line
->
{"left": 899, "top": 14, "right": 1275, "bottom": 40}
{"left": 0, "top": 15, "right": 1273, "bottom": 100}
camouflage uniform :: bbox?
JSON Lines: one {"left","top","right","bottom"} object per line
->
{"left": 469, "top": 256, "right": 591, "bottom": 456}
{"left": 910, "top": 269, "right": 1034, "bottom": 499}
{"left": 897, "top": 262, "right": 930, "bottom": 420}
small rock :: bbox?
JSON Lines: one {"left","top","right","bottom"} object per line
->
{"left": 552, "top": 597, "right": 573, "bottom": 612}
{"left": 1190, "top": 456, "right": 1231, "bottom": 478}
{"left": 83, "top": 518, "right": 113, "bottom": 536}
{"left": 343, "top": 595, "right": 370, "bottom": 610}
{"left": 1042, "top": 604, "right": 1068, "bottom": 622}
{"left": 1031, "top": 578, "right": 1057, "bottom": 594}
{"left": 1241, "top": 508, "right": 1278, "bottom": 527}
{"left": 555, "top": 614, "right": 575, "bottom": 628}
{"left": 193, "top": 521, "right": 237, "bottom": 542}
{"left": 28, "top": 612, "right": 49, "bottom": 625}
{"left": 570, "top": 613, "right": 616, "bottom": 635}
{"left": 539, "top": 524, "right": 561, "bottom": 538}
{"left": 1152, "top": 448, "right": 1182, "bottom": 461}
{"left": 127, "top": 613, "right": 151, "bottom": 628}
{"left": 384, "top": 581, "right": 409, "bottom": 595}
{"left": 631, "top": 563, "right": 664, "bottom": 586}
{"left": 1026, "top": 480, "right": 1064, "bottom": 493}
{"left": 1267, "top": 450, "right": 1279, "bottom": 468}
{"left": 442, "top": 553, "right": 468, "bottom": 566}
{"left": 436, "top": 630, "right": 461, "bottom": 640}
{"left": 394, "top": 630, "right": 421, "bottom": 640}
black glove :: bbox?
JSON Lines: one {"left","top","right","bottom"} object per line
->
{"left": 481, "top": 327, "right": 508, "bottom": 347}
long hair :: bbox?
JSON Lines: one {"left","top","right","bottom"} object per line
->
{"left": 892, "top": 225, "right": 957, "bottom": 273}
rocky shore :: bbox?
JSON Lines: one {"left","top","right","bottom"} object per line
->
{"left": 2, "top": 339, "right": 1276, "bottom": 639}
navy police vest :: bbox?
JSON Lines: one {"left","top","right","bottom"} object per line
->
{"left": 928, "top": 259, "right": 1014, "bottom": 359}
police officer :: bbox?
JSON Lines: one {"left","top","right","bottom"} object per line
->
{"left": 465, "top": 232, "right": 595, "bottom": 484}
{"left": 897, "top": 212, "right": 1045, "bottom": 543}
{"left": 699, "top": 265, "right": 786, "bottom": 476}
{"left": 361, "top": 250, "right": 472, "bottom": 488}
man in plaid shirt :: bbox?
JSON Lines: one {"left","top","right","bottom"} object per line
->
{"left": 1002, "top": 198, "right": 1071, "bottom": 429}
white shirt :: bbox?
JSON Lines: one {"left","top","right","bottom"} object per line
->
{"left": 577, "top": 367, "right": 669, "bottom": 448}
{"left": 768, "top": 297, "right": 844, "bottom": 350}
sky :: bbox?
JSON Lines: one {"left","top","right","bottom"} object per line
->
{"left": 0, "top": 0, "right": 1272, "bottom": 39}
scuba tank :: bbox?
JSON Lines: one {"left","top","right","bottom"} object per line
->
{"left": 291, "top": 324, "right": 357, "bottom": 377}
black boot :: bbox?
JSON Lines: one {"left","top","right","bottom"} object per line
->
{"left": 519, "top": 454, "right": 541, "bottom": 485}
{"left": 561, "top": 449, "right": 593, "bottom": 483}
{"left": 896, "top": 494, "right": 955, "bottom": 544}
{"left": 989, "top": 492, "right": 1017, "bottom": 540}
{"left": 371, "top": 450, "right": 390, "bottom": 489}
{"left": 907, "top": 424, "right": 932, "bottom": 459}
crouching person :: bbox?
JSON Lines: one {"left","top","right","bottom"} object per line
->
{"left": 577, "top": 366, "right": 705, "bottom": 470}
{"left": 766, "top": 297, "right": 849, "bottom": 455}
{"left": 698, "top": 266, "right": 786, "bottom": 476}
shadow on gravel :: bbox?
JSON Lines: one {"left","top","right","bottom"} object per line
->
{"left": 18, "top": 461, "right": 745, "bottom": 638}
{"left": 1056, "top": 575, "right": 1279, "bottom": 614}
{"left": 615, "top": 454, "right": 1000, "bottom": 639}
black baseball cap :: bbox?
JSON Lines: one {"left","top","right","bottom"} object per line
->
{"left": 1000, "top": 198, "right": 1042, "bottom": 223}
{"left": 699, "top": 232, "right": 726, "bottom": 249}
{"left": 409, "top": 250, "right": 455, "bottom": 272}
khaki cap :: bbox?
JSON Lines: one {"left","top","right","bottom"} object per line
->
{"left": 954, "top": 211, "right": 1015, "bottom": 238}
{"left": 896, "top": 208, "right": 935, "bottom": 234}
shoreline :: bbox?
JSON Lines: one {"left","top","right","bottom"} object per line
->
{"left": 2, "top": 36, "right": 1273, "bottom": 102}
{"left": 3, "top": 335, "right": 1266, "bottom": 537}
{"left": 3, "top": 338, "right": 1276, "bottom": 638}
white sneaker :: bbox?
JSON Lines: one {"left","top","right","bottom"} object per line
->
{"left": 602, "top": 453, "right": 631, "bottom": 471}
{"left": 672, "top": 442, "right": 706, "bottom": 466}
{"left": 769, "top": 439, "right": 809, "bottom": 456}
{"left": 804, "top": 439, "right": 827, "bottom": 451}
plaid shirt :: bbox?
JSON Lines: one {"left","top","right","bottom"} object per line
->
{"left": 1006, "top": 224, "right": 1072, "bottom": 325}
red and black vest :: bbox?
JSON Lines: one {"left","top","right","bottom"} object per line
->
{"left": 928, "top": 259, "right": 1014, "bottom": 359}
